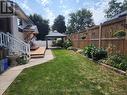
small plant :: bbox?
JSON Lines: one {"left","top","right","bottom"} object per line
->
{"left": 83, "top": 44, "right": 96, "bottom": 58}
{"left": 63, "top": 39, "right": 72, "bottom": 49}
{"left": 105, "top": 54, "right": 127, "bottom": 71}
{"left": 16, "top": 54, "right": 28, "bottom": 65}
{"left": 113, "top": 30, "right": 126, "bottom": 38}
{"left": 91, "top": 48, "right": 107, "bottom": 61}
{"left": 52, "top": 40, "right": 56, "bottom": 46}
{"left": 52, "top": 39, "right": 63, "bottom": 47}
{"left": 56, "top": 39, "right": 63, "bottom": 47}
{"left": 84, "top": 45, "right": 107, "bottom": 61}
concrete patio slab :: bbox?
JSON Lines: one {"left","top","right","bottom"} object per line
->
{"left": 0, "top": 49, "right": 54, "bottom": 95}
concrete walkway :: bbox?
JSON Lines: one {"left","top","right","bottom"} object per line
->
{"left": 0, "top": 49, "right": 54, "bottom": 95}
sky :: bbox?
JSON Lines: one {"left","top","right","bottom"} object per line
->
{"left": 12, "top": 0, "right": 124, "bottom": 26}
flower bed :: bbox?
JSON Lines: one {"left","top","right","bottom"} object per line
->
{"left": 101, "top": 54, "right": 127, "bottom": 71}
{"left": 83, "top": 45, "right": 107, "bottom": 61}
{"left": 82, "top": 44, "right": 127, "bottom": 75}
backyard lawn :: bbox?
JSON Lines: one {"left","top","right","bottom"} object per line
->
{"left": 5, "top": 49, "right": 127, "bottom": 95}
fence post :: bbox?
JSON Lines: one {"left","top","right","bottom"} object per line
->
{"left": 99, "top": 24, "right": 102, "bottom": 48}
{"left": 126, "top": 16, "right": 127, "bottom": 24}
{"left": 76, "top": 32, "right": 79, "bottom": 48}
{"left": 78, "top": 32, "right": 80, "bottom": 48}
{"left": 123, "top": 39, "right": 125, "bottom": 55}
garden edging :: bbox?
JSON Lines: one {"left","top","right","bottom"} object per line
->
{"left": 100, "top": 63, "right": 127, "bottom": 75}
{"left": 74, "top": 49, "right": 127, "bottom": 76}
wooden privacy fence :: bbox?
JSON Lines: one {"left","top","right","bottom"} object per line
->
{"left": 69, "top": 15, "right": 127, "bottom": 54}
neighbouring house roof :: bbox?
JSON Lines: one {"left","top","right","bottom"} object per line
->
{"left": 87, "top": 25, "right": 100, "bottom": 30}
{"left": 23, "top": 25, "right": 39, "bottom": 34}
{"left": 108, "top": 11, "right": 127, "bottom": 21}
{"left": 79, "top": 11, "right": 127, "bottom": 33}
{"left": 70, "top": 12, "right": 127, "bottom": 34}
{"left": 102, "top": 11, "right": 127, "bottom": 26}
{"left": 46, "top": 31, "right": 66, "bottom": 37}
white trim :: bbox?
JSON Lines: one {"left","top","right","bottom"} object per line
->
{"left": 0, "top": 32, "right": 30, "bottom": 56}
{"left": 0, "top": 15, "right": 13, "bottom": 18}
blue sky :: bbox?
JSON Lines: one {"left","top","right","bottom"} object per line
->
{"left": 13, "top": 0, "right": 124, "bottom": 26}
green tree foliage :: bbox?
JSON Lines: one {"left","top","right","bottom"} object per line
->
{"left": 121, "top": 0, "right": 127, "bottom": 12}
{"left": 66, "top": 25, "right": 74, "bottom": 34}
{"left": 105, "top": 0, "right": 123, "bottom": 18}
{"left": 29, "top": 14, "right": 50, "bottom": 40}
{"left": 67, "top": 8, "right": 94, "bottom": 34}
{"left": 52, "top": 15, "right": 66, "bottom": 33}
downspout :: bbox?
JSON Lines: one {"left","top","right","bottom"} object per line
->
{"left": 78, "top": 31, "right": 80, "bottom": 48}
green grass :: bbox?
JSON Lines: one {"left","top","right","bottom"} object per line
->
{"left": 5, "top": 49, "right": 127, "bottom": 95}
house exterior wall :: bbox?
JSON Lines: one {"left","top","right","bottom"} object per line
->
{"left": 0, "top": 1, "right": 33, "bottom": 60}
{"left": 0, "top": 17, "right": 11, "bottom": 33}
{"left": 0, "top": 15, "right": 31, "bottom": 42}
{"left": 10, "top": 16, "right": 24, "bottom": 41}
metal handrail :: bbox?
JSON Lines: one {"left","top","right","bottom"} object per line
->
{"left": 7, "top": 32, "right": 29, "bottom": 46}
{"left": 0, "top": 32, "right": 30, "bottom": 55}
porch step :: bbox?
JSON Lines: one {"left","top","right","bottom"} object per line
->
{"left": 30, "top": 47, "right": 46, "bottom": 58}
{"left": 31, "top": 54, "right": 45, "bottom": 58}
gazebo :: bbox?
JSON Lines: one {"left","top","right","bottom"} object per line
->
{"left": 45, "top": 31, "right": 67, "bottom": 49}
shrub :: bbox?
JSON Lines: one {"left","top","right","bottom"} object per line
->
{"left": 84, "top": 45, "right": 107, "bottom": 61}
{"left": 91, "top": 48, "right": 107, "bottom": 61}
{"left": 52, "top": 39, "right": 63, "bottom": 47}
{"left": 52, "top": 40, "right": 56, "bottom": 46}
{"left": 113, "top": 30, "right": 126, "bottom": 38}
{"left": 16, "top": 54, "right": 29, "bottom": 65}
{"left": 63, "top": 39, "right": 72, "bottom": 49}
{"left": 83, "top": 44, "right": 96, "bottom": 58}
{"left": 56, "top": 39, "right": 63, "bottom": 47}
{"left": 105, "top": 54, "right": 127, "bottom": 71}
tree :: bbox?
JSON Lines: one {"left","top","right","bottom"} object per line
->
{"left": 67, "top": 8, "right": 94, "bottom": 34}
{"left": 121, "top": 0, "right": 127, "bottom": 12}
{"left": 52, "top": 15, "right": 66, "bottom": 33}
{"left": 66, "top": 25, "right": 74, "bottom": 34}
{"left": 29, "top": 14, "right": 50, "bottom": 40}
{"left": 105, "top": 0, "right": 122, "bottom": 18}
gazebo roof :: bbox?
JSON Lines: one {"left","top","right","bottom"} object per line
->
{"left": 46, "top": 31, "right": 66, "bottom": 37}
